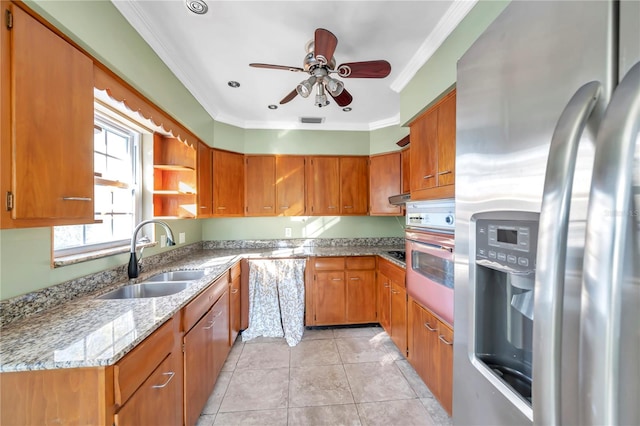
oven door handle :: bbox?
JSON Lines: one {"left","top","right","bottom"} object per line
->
{"left": 406, "top": 239, "right": 453, "bottom": 253}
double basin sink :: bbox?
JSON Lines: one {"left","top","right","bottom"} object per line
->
{"left": 98, "top": 270, "right": 206, "bottom": 300}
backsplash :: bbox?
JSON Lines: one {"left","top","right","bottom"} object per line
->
{"left": 1, "top": 237, "right": 404, "bottom": 328}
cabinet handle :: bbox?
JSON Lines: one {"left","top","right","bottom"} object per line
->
{"left": 424, "top": 322, "right": 437, "bottom": 332}
{"left": 62, "top": 197, "right": 92, "bottom": 201}
{"left": 438, "top": 170, "right": 452, "bottom": 176}
{"left": 383, "top": 283, "right": 390, "bottom": 288}
{"left": 203, "top": 320, "right": 215, "bottom": 330}
{"left": 152, "top": 372, "right": 175, "bottom": 389}
{"left": 280, "top": 205, "right": 289, "bottom": 209}
{"left": 328, "top": 206, "right": 337, "bottom": 209}
{"left": 200, "top": 205, "right": 207, "bottom": 209}
{"left": 217, "top": 206, "right": 227, "bottom": 210}
{"left": 439, "top": 335, "right": 453, "bottom": 345}
{"left": 231, "top": 288, "right": 239, "bottom": 294}
{"left": 423, "top": 175, "right": 434, "bottom": 179}
{"left": 391, "top": 289, "right": 399, "bottom": 294}
{"left": 343, "top": 205, "right": 353, "bottom": 209}
{"left": 331, "top": 278, "right": 342, "bottom": 281}
{"left": 350, "top": 277, "right": 360, "bottom": 281}
{"left": 263, "top": 206, "right": 273, "bottom": 209}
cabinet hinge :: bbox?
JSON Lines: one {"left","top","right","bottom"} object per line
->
{"left": 5, "top": 10, "right": 12, "bottom": 29}
{"left": 182, "top": 342, "right": 185, "bottom": 353}
{"left": 6, "top": 192, "right": 13, "bottom": 211}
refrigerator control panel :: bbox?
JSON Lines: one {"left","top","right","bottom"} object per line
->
{"left": 475, "top": 217, "right": 539, "bottom": 274}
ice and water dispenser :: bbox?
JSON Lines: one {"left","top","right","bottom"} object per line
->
{"left": 471, "top": 212, "right": 539, "bottom": 404}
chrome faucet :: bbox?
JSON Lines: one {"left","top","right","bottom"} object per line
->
{"left": 128, "top": 219, "right": 176, "bottom": 279}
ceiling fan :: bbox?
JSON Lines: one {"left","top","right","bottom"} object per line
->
{"left": 250, "top": 28, "right": 391, "bottom": 108}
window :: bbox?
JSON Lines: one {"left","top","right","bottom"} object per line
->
{"left": 54, "top": 113, "right": 141, "bottom": 256}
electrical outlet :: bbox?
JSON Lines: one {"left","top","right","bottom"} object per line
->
{"left": 179, "top": 232, "right": 186, "bottom": 244}
{"left": 285, "top": 227, "right": 292, "bottom": 238}
{"left": 160, "top": 234, "right": 167, "bottom": 248}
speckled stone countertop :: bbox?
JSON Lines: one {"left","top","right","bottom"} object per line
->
{"left": 0, "top": 245, "right": 404, "bottom": 373}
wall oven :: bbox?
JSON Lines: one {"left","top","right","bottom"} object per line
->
{"left": 405, "top": 199, "right": 455, "bottom": 325}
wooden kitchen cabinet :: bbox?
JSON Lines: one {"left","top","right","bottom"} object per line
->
{"left": 245, "top": 155, "right": 276, "bottom": 216}
{"left": 340, "top": 156, "right": 369, "bottom": 215}
{"left": 369, "top": 152, "right": 402, "bottom": 216}
{"left": 197, "top": 141, "right": 213, "bottom": 217}
{"left": 1, "top": 3, "right": 94, "bottom": 228}
{"left": 378, "top": 257, "right": 407, "bottom": 355}
{"left": 307, "top": 256, "right": 376, "bottom": 326}
{"left": 213, "top": 149, "right": 244, "bottom": 216}
{"left": 408, "top": 297, "right": 453, "bottom": 416}
{"left": 409, "top": 89, "right": 456, "bottom": 201}
{"left": 153, "top": 134, "right": 197, "bottom": 218}
{"left": 307, "top": 156, "right": 341, "bottom": 215}
{"left": 276, "top": 155, "right": 306, "bottom": 216}
{"left": 229, "top": 262, "right": 242, "bottom": 345}
{"left": 401, "top": 147, "right": 411, "bottom": 194}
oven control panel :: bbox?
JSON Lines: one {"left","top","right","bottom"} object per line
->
{"left": 405, "top": 199, "right": 455, "bottom": 232}
{"left": 475, "top": 217, "right": 538, "bottom": 273}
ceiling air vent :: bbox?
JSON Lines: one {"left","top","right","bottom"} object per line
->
{"left": 300, "top": 117, "right": 325, "bottom": 124}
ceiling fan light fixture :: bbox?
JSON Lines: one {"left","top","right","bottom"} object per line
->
{"left": 324, "top": 76, "right": 344, "bottom": 96}
{"left": 296, "top": 76, "right": 316, "bottom": 98}
{"left": 185, "top": 0, "right": 208, "bottom": 15}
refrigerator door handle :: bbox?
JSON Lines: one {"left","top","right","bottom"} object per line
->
{"left": 533, "top": 81, "right": 601, "bottom": 426}
{"left": 581, "top": 62, "right": 640, "bottom": 426}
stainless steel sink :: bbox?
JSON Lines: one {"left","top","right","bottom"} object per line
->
{"left": 145, "top": 270, "right": 206, "bottom": 282}
{"left": 97, "top": 282, "right": 191, "bottom": 300}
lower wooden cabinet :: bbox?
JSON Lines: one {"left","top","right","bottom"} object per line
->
{"left": 408, "top": 297, "right": 453, "bottom": 415}
{"left": 378, "top": 257, "right": 407, "bottom": 356}
{"left": 307, "top": 256, "right": 377, "bottom": 326}
{"left": 229, "top": 262, "right": 242, "bottom": 345}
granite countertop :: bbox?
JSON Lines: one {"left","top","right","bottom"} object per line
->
{"left": 0, "top": 246, "right": 404, "bottom": 373}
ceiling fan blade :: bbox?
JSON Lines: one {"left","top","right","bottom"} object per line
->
{"left": 314, "top": 28, "right": 338, "bottom": 65}
{"left": 250, "top": 63, "right": 304, "bottom": 72}
{"left": 330, "top": 88, "right": 353, "bottom": 107}
{"left": 337, "top": 60, "right": 391, "bottom": 78}
{"left": 279, "top": 89, "right": 298, "bottom": 104}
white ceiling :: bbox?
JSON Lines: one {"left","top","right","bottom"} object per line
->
{"left": 112, "top": 0, "right": 476, "bottom": 131}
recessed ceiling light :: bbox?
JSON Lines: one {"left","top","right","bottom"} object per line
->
{"left": 227, "top": 81, "right": 240, "bottom": 88}
{"left": 185, "top": 0, "right": 208, "bottom": 15}
{"left": 268, "top": 105, "right": 278, "bottom": 110}
{"left": 342, "top": 107, "right": 352, "bottom": 112}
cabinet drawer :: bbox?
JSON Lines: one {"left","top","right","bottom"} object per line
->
{"left": 115, "top": 317, "right": 175, "bottom": 406}
{"left": 378, "top": 258, "right": 405, "bottom": 288}
{"left": 182, "top": 273, "right": 229, "bottom": 333}
{"left": 346, "top": 256, "right": 376, "bottom": 270}
{"left": 438, "top": 320, "right": 453, "bottom": 344}
{"left": 313, "top": 257, "right": 345, "bottom": 270}
{"left": 230, "top": 262, "right": 241, "bottom": 281}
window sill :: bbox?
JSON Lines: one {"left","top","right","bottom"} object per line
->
{"left": 53, "top": 241, "right": 157, "bottom": 268}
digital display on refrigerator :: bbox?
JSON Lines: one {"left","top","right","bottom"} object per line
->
{"left": 497, "top": 229, "right": 518, "bottom": 244}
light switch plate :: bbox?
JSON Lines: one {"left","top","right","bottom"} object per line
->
{"left": 179, "top": 232, "right": 186, "bottom": 244}
{"left": 160, "top": 234, "right": 167, "bottom": 248}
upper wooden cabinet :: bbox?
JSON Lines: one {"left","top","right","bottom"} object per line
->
{"left": 1, "top": 4, "right": 94, "bottom": 228}
{"left": 153, "top": 134, "right": 197, "bottom": 218}
{"left": 409, "top": 89, "right": 456, "bottom": 201}
{"left": 213, "top": 149, "right": 244, "bottom": 216}
{"left": 401, "top": 147, "right": 411, "bottom": 194}
{"left": 245, "top": 155, "right": 276, "bottom": 216}
{"left": 307, "top": 156, "right": 368, "bottom": 216}
{"left": 369, "top": 152, "right": 402, "bottom": 216}
{"left": 276, "top": 156, "right": 306, "bottom": 216}
{"left": 197, "top": 142, "right": 213, "bottom": 218}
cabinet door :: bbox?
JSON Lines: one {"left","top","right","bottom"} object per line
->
{"left": 213, "top": 150, "right": 244, "bottom": 216}
{"left": 212, "top": 290, "right": 230, "bottom": 378}
{"left": 340, "top": 157, "right": 368, "bottom": 215}
{"left": 401, "top": 147, "right": 411, "bottom": 194}
{"left": 197, "top": 142, "right": 213, "bottom": 217}
{"left": 422, "top": 307, "right": 441, "bottom": 394}
{"left": 346, "top": 270, "right": 376, "bottom": 323}
{"left": 369, "top": 152, "right": 401, "bottom": 216}
{"left": 230, "top": 273, "right": 241, "bottom": 345}
{"left": 245, "top": 156, "right": 276, "bottom": 216}
{"left": 409, "top": 108, "right": 438, "bottom": 192}
{"left": 390, "top": 282, "right": 407, "bottom": 355}
{"left": 437, "top": 321, "right": 454, "bottom": 415}
{"left": 276, "top": 156, "right": 305, "bottom": 216}
{"left": 10, "top": 6, "right": 94, "bottom": 221}
{"left": 377, "top": 271, "right": 391, "bottom": 333}
{"left": 115, "top": 354, "right": 181, "bottom": 426}
{"left": 183, "top": 309, "right": 216, "bottom": 426}
{"left": 437, "top": 91, "right": 456, "bottom": 187}
{"left": 307, "top": 156, "right": 340, "bottom": 215}
{"left": 313, "top": 271, "right": 345, "bottom": 324}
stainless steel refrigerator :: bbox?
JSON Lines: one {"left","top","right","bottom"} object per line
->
{"left": 454, "top": 1, "right": 640, "bottom": 425}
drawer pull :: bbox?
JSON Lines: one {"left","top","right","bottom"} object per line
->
{"left": 438, "top": 170, "right": 452, "bottom": 176}
{"left": 350, "top": 277, "right": 360, "bottom": 281}
{"left": 423, "top": 174, "right": 434, "bottom": 179}
{"left": 203, "top": 320, "right": 215, "bottom": 330}
{"left": 152, "top": 371, "right": 175, "bottom": 389}
{"left": 343, "top": 205, "right": 353, "bottom": 209}
{"left": 280, "top": 205, "right": 289, "bottom": 209}
{"left": 331, "top": 278, "right": 342, "bottom": 281}
{"left": 383, "top": 283, "right": 390, "bottom": 288}
{"left": 263, "top": 206, "right": 273, "bottom": 209}
{"left": 424, "top": 322, "right": 437, "bottom": 332}
{"left": 62, "top": 197, "right": 92, "bottom": 201}
{"left": 217, "top": 206, "right": 227, "bottom": 210}
{"left": 391, "top": 289, "right": 399, "bottom": 294}
{"left": 231, "top": 288, "right": 239, "bottom": 294}
{"left": 328, "top": 206, "right": 337, "bottom": 209}
{"left": 439, "top": 335, "right": 453, "bottom": 345}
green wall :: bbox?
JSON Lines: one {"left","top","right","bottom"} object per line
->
{"left": 1, "top": 0, "right": 508, "bottom": 300}
{"left": 400, "top": 0, "right": 509, "bottom": 124}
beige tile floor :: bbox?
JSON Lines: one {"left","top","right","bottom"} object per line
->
{"left": 196, "top": 326, "right": 453, "bottom": 426}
